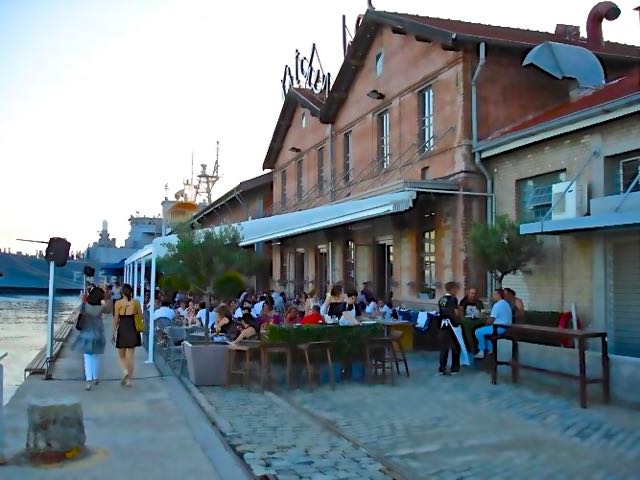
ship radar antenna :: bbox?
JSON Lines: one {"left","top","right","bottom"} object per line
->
{"left": 164, "top": 183, "right": 169, "bottom": 200}
{"left": 194, "top": 140, "right": 221, "bottom": 205}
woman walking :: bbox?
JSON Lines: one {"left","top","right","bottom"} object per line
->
{"left": 73, "top": 285, "right": 108, "bottom": 391}
{"left": 112, "top": 283, "right": 142, "bottom": 387}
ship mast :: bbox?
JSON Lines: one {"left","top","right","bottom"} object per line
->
{"left": 194, "top": 141, "right": 220, "bottom": 205}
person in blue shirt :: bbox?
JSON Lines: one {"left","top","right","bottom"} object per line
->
{"left": 437, "top": 281, "right": 461, "bottom": 375}
{"left": 474, "top": 289, "right": 513, "bottom": 359}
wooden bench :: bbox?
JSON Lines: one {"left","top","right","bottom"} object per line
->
{"left": 24, "top": 341, "right": 64, "bottom": 379}
{"left": 490, "top": 324, "right": 610, "bottom": 408}
{"left": 54, "top": 322, "right": 74, "bottom": 341}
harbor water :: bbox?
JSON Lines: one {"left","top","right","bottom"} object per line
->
{"left": 0, "top": 293, "right": 78, "bottom": 405}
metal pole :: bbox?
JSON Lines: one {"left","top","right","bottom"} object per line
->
{"left": 140, "top": 258, "right": 146, "bottom": 305}
{"left": 133, "top": 260, "right": 139, "bottom": 299}
{"left": 0, "top": 351, "right": 6, "bottom": 464}
{"left": 146, "top": 250, "right": 157, "bottom": 364}
{"left": 45, "top": 261, "right": 55, "bottom": 378}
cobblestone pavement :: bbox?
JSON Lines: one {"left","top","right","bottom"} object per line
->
{"left": 284, "top": 353, "right": 640, "bottom": 479}
{"left": 198, "top": 386, "right": 394, "bottom": 479}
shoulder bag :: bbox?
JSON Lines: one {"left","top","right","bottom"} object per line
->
{"left": 75, "top": 303, "right": 86, "bottom": 330}
{"left": 133, "top": 300, "right": 144, "bottom": 333}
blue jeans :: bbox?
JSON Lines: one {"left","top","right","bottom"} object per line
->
{"left": 475, "top": 325, "right": 506, "bottom": 353}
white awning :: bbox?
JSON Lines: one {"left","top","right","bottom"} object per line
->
{"left": 520, "top": 211, "right": 640, "bottom": 235}
{"left": 237, "top": 190, "right": 417, "bottom": 246}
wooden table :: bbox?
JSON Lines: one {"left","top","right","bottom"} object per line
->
{"left": 377, "top": 320, "right": 414, "bottom": 352}
{"left": 490, "top": 324, "right": 610, "bottom": 408}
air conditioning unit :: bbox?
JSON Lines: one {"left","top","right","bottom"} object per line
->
{"left": 551, "top": 181, "right": 588, "bottom": 220}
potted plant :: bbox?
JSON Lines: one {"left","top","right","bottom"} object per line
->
{"left": 159, "top": 224, "right": 265, "bottom": 386}
{"left": 418, "top": 285, "right": 436, "bottom": 300}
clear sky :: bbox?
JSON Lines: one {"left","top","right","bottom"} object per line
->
{"left": 0, "top": 0, "right": 637, "bottom": 254}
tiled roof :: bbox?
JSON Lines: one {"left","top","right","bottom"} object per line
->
{"left": 292, "top": 88, "right": 325, "bottom": 110}
{"left": 485, "top": 68, "right": 640, "bottom": 141}
{"left": 390, "top": 12, "right": 640, "bottom": 58}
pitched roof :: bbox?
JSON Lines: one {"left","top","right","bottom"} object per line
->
{"left": 262, "top": 88, "right": 324, "bottom": 170}
{"left": 319, "top": 8, "right": 640, "bottom": 123}
{"left": 483, "top": 68, "right": 640, "bottom": 143}
{"left": 191, "top": 172, "right": 273, "bottom": 224}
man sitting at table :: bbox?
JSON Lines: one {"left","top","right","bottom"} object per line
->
{"left": 301, "top": 305, "right": 323, "bottom": 325}
{"left": 474, "top": 289, "right": 513, "bottom": 359}
{"left": 153, "top": 300, "right": 176, "bottom": 324}
{"left": 459, "top": 287, "right": 484, "bottom": 319}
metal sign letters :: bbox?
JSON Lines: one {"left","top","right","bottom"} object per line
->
{"left": 281, "top": 43, "right": 332, "bottom": 97}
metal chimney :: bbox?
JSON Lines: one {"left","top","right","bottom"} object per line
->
{"left": 586, "top": 1, "right": 621, "bottom": 49}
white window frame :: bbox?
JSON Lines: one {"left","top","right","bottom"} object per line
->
{"left": 296, "top": 159, "right": 303, "bottom": 201}
{"left": 301, "top": 111, "right": 307, "bottom": 129}
{"left": 343, "top": 131, "right": 352, "bottom": 184}
{"left": 418, "top": 86, "right": 435, "bottom": 151}
{"left": 317, "top": 146, "right": 325, "bottom": 195}
{"left": 377, "top": 109, "right": 391, "bottom": 169}
{"left": 620, "top": 156, "right": 640, "bottom": 194}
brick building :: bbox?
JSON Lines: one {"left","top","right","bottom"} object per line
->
{"left": 248, "top": 7, "right": 638, "bottom": 305}
{"left": 479, "top": 68, "right": 640, "bottom": 358}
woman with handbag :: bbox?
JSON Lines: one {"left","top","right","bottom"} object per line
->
{"left": 112, "top": 283, "right": 143, "bottom": 387}
{"left": 72, "top": 285, "right": 108, "bottom": 391}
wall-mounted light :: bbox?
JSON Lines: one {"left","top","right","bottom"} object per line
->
{"left": 367, "top": 89, "right": 385, "bottom": 100}
{"left": 288, "top": 147, "right": 301, "bottom": 153}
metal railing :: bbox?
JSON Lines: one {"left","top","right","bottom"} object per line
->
{"left": 265, "top": 127, "right": 454, "bottom": 217}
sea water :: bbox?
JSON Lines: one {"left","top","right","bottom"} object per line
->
{"left": 0, "top": 293, "right": 79, "bottom": 405}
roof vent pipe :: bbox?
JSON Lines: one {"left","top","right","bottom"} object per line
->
{"left": 586, "top": 1, "right": 621, "bottom": 49}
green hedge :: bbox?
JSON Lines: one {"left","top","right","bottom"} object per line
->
{"left": 266, "top": 324, "right": 384, "bottom": 362}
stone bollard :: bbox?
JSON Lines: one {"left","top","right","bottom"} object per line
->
{"left": 26, "top": 400, "right": 86, "bottom": 463}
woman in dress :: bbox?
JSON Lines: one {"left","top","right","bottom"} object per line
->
{"left": 322, "top": 284, "right": 346, "bottom": 318}
{"left": 73, "top": 285, "right": 108, "bottom": 391}
{"left": 112, "top": 283, "right": 142, "bottom": 387}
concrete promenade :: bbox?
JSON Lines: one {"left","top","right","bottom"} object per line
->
{"left": 1, "top": 321, "right": 251, "bottom": 480}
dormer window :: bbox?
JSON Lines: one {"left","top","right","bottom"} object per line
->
{"left": 301, "top": 111, "right": 307, "bottom": 129}
{"left": 375, "top": 50, "right": 384, "bottom": 77}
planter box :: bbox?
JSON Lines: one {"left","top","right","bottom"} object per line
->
{"left": 183, "top": 341, "right": 229, "bottom": 386}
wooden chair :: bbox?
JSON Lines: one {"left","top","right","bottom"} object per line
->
{"left": 297, "top": 341, "right": 335, "bottom": 391}
{"left": 365, "top": 337, "right": 397, "bottom": 385}
{"left": 260, "top": 342, "right": 293, "bottom": 390}
{"left": 227, "top": 342, "right": 260, "bottom": 388}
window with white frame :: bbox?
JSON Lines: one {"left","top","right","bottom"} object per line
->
{"left": 375, "top": 50, "right": 384, "bottom": 77}
{"left": 516, "top": 170, "right": 566, "bottom": 223}
{"left": 317, "top": 146, "right": 325, "bottom": 195}
{"left": 296, "top": 159, "right": 303, "bottom": 201}
{"left": 301, "top": 111, "right": 307, "bottom": 129}
{"left": 343, "top": 131, "right": 352, "bottom": 184}
{"left": 422, "top": 230, "right": 436, "bottom": 290}
{"left": 377, "top": 109, "right": 391, "bottom": 169}
{"left": 418, "top": 86, "right": 435, "bottom": 151}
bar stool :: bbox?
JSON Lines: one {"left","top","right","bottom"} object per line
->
{"left": 388, "top": 330, "right": 410, "bottom": 377}
{"left": 227, "top": 342, "right": 260, "bottom": 388}
{"left": 297, "top": 341, "right": 334, "bottom": 391}
{"left": 365, "top": 337, "right": 397, "bottom": 385}
{"left": 260, "top": 342, "right": 293, "bottom": 390}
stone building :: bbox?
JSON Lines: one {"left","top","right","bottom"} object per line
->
{"left": 252, "top": 7, "right": 638, "bottom": 306}
{"left": 478, "top": 68, "right": 640, "bottom": 358}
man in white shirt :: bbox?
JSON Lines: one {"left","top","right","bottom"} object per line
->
{"left": 252, "top": 296, "right": 266, "bottom": 319}
{"left": 474, "top": 289, "right": 513, "bottom": 359}
{"left": 152, "top": 300, "right": 176, "bottom": 329}
{"left": 196, "top": 302, "right": 208, "bottom": 327}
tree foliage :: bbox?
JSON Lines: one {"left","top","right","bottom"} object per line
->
{"left": 158, "top": 224, "right": 265, "bottom": 337}
{"left": 468, "top": 214, "right": 543, "bottom": 287}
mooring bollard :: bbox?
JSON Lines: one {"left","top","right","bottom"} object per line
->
{"left": 26, "top": 399, "right": 86, "bottom": 463}
{"left": 0, "top": 352, "right": 7, "bottom": 465}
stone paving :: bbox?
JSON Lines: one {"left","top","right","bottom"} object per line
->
{"left": 198, "top": 386, "right": 394, "bottom": 479}
{"left": 198, "top": 352, "right": 640, "bottom": 480}
{"left": 285, "top": 353, "right": 640, "bottom": 479}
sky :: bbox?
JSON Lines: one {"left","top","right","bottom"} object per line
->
{"left": 0, "top": 0, "right": 638, "bottom": 254}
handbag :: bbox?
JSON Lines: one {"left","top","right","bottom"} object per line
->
{"left": 75, "top": 304, "right": 86, "bottom": 330}
{"left": 133, "top": 300, "right": 144, "bottom": 333}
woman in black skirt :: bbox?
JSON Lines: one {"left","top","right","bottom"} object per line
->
{"left": 111, "top": 283, "right": 142, "bottom": 387}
